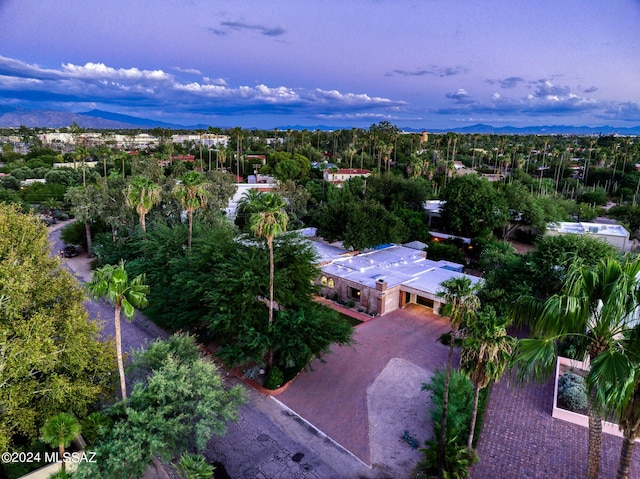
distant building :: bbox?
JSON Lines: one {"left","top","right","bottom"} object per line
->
{"left": 53, "top": 161, "right": 98, "bottom": 169}
{"left": 315, "top": 242, "right": 482, "bottom": 317}
{"left": 423, "top": 200, "right": 444, "bottom": 227}
{"left": 546, "top": 222, "right": 630, "bottom": 251}
{"left": 20, "top": 178, "right": 47, "bottom": 187}
{"left": 171, "top": 134, "right": 229, "bottom": 148}
{"left": 323, "top": 168, "right": 371, "bottom": 186}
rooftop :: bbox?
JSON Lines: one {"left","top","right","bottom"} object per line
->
{"left": 315, "top": 243, "right": 481, "bottom": 295}
{"left": 547, "top": 222, "right": 629, "bottom": 238}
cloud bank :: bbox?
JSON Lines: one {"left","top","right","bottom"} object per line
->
{"left": 0, "top": 55, "right": 639, "bottom": 127}
{"left": 0, "top": 56, "right": 404, "bottom": 122}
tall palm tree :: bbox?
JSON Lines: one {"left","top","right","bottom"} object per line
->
{"left": 218, "top": 147, "right": 227, "bottom": 171}
{"left": 436, "top": 276, "right": 481, "bottom": 477}
{"left": 87, "top": 260, "right": 149, "bottom": 401}
{"left": 117, "top": 151, "right": 129, "bottom": 180}
{"left": 249, "top": 192, "right": 289, "bottom": 329}
{"left": 235, "top": 188, "right": 262, "bottom": 231}
{"left": 64, "top": 184, "right": 105, "bottom": 258}
{"left": 75, "top": 145, "right": 89, "bottom": 187}
{"left": 124, "top": 176, "right": 161, "bottom": 239}
{"left": 96, "top": 145, "right": 111, "bottom": 181}
{"left": 41, "top": 412, "right": 81, "bottom": 471}
{"left": 587, "top": 347, "right": 640, "bottom": 479}
{"left": 512, "top": 257, "right": 640, "bottom": 479}
{"left": 460, "top": 309, "right": 515, "bottom": 450}
{"left": 173, "top": 171, "right": 210, "bottom": 252}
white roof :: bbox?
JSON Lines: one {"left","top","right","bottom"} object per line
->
{"left": 316, "top": 243, "right": 482, "bottom": 295}
{"left": 548, "top": 222, "right": 629, "bottom": 238}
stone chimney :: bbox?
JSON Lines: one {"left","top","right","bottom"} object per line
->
{"left": 375, "top": 278, "right": 387, "bottom": 291}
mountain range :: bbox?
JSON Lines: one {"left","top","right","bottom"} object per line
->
{"left": 1, "top": 105, "right": 639, "bottom": 135}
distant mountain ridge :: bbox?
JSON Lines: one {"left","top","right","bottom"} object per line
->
{"left": 0, "top": 107, "right": 208, "bottom": 130}
{"left": 419, "top": 123, "right": 640, "bottom": 136}
{"left": 1, "top": 106, "right": 639, "bottom": 135}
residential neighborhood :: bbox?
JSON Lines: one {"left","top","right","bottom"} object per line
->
{"left": 2, "top": 123, "right": 640, "bottom": 479}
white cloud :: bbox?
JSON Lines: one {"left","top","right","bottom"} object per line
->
{"left": 62, "top": 62, "right": 172, "bottom": 81}
{"left": 0, "top": 56, "right": 402, "bottom": 119}
{"left": 173, "top": 66, "right": 202, "bottom": 75}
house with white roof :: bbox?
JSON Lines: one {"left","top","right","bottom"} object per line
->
{"left": 314, "top": 242, "right": 482, "bottom": 317}
{"left": 546, "top": 222, "right": 630, "bottom": 251}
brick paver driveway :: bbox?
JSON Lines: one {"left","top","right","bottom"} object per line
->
{"left": 277, "top": 304, "right": 450, "bottom": 468}
{"left": 279, "top": 302, "right": 640, "bottom": 479}
{"left": 471, "top": 373, "right": 640, "bottom": 479}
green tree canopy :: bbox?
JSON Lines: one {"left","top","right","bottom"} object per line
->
{"left": 312, "top": 198, "right": 406, "bottom": 250}
{"left": 364, "top": 174, "right": 432, "bottom": 211}
{"left": 440, "top": 174, "right": 509, "bottom": 237}
{"left": 0, "top": 203, "right": 116, "bottom": 451}
{"left": 74, "top": 334, "right": 245, "bottom": 479}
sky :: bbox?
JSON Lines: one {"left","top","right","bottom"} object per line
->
{"left": 0, "top": 0, "right": 639, "bottom": 130}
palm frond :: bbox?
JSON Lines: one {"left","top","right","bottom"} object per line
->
{"left": 511, "top": 337, "right": 557, "bottom": 383}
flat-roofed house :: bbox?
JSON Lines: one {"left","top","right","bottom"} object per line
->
{"left": 546, "top": 222, "right": 630, "bottom": 251}
{"left": 315, "top": 242, "right": 482, "bottom": 317}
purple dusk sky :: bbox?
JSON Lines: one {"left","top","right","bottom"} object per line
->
{"left": 1, "top": 0, "right": 639, "bottom": 129}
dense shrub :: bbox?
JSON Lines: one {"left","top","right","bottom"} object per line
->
{"left": 418, "top": 369, "right": 477, "bottom": 478}
{"left": 264, "top": 366, "right": 284, "bottom": 390}
{"left": 0, "top": 175, "right": 20, "bottom": 190}
{"left": 422, "top": 369, "right": 474, "bottom": 440}
{"left": 557, "top": 371, "right": 587, "bottom": 412}
{"left": 419, "top": 436, "right": 478, "bottom": 479}
{"left": 426, "top": 241, "right": 466, "bottom": 265}
{"left": 60, "top": 220, "right": 88, "bottom": 249}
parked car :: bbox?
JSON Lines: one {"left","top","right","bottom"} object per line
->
{"left": 63, "top": 245, "right": 78, "bottom": 258}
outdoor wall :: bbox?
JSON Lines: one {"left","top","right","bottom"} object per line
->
{"left": 553, "top": 356, "right": 638, "bottom": 441}
{"left": 318, "top": 275, "right": 385, "bottom": 315}
{"left": 379, "top": 286, "right": 401, "bottom": 316}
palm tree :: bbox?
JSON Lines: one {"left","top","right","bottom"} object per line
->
{"left": 235, "top": 188, "right": 262, "bottom": 231}
{"left": 64, "top": 184, "right": 105, "bottom": 258}
{"left": 249, "top": 192, "right": 289, "bottom": 329}
{"left": 117, "top": 151, "right": 129, "bottom": 180}
{"left": 87, "top": 260, "right": 149, "bottom": 401}
{"left": 124, "top": 176, "right": 161, "bottom": 239}
{"left": 436, "top": 276, "right": 481, "bottom": 477}
{"left": 512, "top": 257, "right": 640, "bottom": 479}
{"left": 460, "top": 309, "right": 515, "bottom": 450}
{"left": 96, "top": 145, "right": 111, "bottom": 181}
{"left": 41, "top": 413, "right": 81, "bottom": 471}
{"left": 382, "top": 142, "right": 394, "bottom": 172}
{"left": 218, "top": 147, "right": 227, "bottom": 171}
{"left": 173, "top": 171, "right": 210, "bottom": 252}
{"left": 587, "top": 347, "right": 640, "bottom": 479}
{"left": 75, "top": 145, "right": 89, "bottom": 187}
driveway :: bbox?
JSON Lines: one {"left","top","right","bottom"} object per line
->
{"left": 277, "top": 304, "right": 451, "bottom": 477}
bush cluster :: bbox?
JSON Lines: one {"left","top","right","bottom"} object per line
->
{"left": 557, "top": 371, "right": 588, "bottom": 412}
{"left": 264, "top": 366, "right": 285, "bottom": 390}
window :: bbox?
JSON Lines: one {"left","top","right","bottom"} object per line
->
{"left": 349, "top": 287, "right": 361, "bottom": 300}
{"left": 321, "top": 276, "right": 327, "bottom": 285}
{"left": 327, "top": 278, "right": 334, "bottom": 288}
